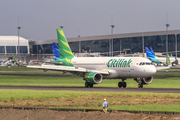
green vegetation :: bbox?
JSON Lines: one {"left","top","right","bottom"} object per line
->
{"left": 0, "top": 74, "right": 178, "bottom": 88}
{"left": 0, "top": 90, "right": 180, "bottom": 112}
{"left": 1, "top": 74, "right": 180, "bottom": 88}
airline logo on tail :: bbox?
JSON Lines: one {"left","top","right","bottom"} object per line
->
{"left": 57, "top": 28, "right": 74, "bottom": 59}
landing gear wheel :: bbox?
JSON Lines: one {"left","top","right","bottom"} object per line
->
{"left": 122, "top": 82, "right": 127, "bottom": 88}
{"left": 85, "top": 82, "right": 89, "bottom": 87}
{"left": 138, "top": 84, "right": 143, "bottom": 88}
{"left": 90, "top": 84, "right": 93, "bottom": 87}
{"left": 118, "top": 82, "right": 123, "bottom": 88}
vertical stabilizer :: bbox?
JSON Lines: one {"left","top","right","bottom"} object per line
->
{"left": 145, "top": 47, "right": 154, "bottom": 58}
{"left": 52, "top": 42, "right": 60, "bottom": 60}
{"left": 150, "top": 47, "right": 156, "bottom": 57}
{"left": 56, "top": 28, "right": 74, "bottom": 59}
{"left": 167, "top": 54, "right": 171, "bottom": 67}
{"left": 11, "top": 53, "right": 20, "bottom": 66}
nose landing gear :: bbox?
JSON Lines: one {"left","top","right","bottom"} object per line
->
{"left": 138, "top": 83, "right": 143, "bottom": 88}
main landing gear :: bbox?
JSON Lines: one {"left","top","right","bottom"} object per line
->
{"left": 85, "top": 82, "right": 93, "bottom": 88}
{"left": 118, "top": 79, "right": 127, "bottom": 88}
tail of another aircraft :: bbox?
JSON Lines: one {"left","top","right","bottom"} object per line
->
{"left": 11, "top": 53, "right": 20, "bottom": 66}
{"left": 56, "top": 28, "right": 74, "bottom": 59}
{"left": 150, "top": 47, "right": 156, "bottom": 57}
{"left": 52, "top": 42, "right": 60, "bottom": 60}
{"left": 145, "top": 47, "right": 154, "bottom": 58}
{"left": 167, "top": 54, "right": 171, "bottom": 67}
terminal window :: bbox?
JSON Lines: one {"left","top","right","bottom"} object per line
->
{"left": 6, "top": 46, "right": 16, "bottom": 53}
{"left": 0, "top": 46, "right": 5, "bottom": 53}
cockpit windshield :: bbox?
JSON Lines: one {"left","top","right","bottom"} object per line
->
{"left": 139, "top": 62, "right": 153, "bottom": 65}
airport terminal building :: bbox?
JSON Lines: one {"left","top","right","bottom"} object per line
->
{"left": 29, "top": 29, "right": 180, "bottom": 60}
{"left": 0, "top": 36, "right": 29, "bottom": 62}
{"left": 1, "top": 29, "right": 180, "bottom": 62}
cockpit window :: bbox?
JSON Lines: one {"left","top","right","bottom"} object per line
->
{"left": 139, "top": 62, "right": 154, "bottom": 65}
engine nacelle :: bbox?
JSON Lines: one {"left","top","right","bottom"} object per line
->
{"left": 134, "top": 76, "right": 153, "bottom": 84}
{"left": 84, "top": 72, "right": 103, "bottom": 84}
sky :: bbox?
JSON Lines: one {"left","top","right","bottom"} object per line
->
{"left": 0, "top": 0, "right": 180, "bottom": 41}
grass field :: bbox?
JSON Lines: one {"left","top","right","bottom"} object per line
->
{"left": 0, "top": 89, "right": 180, "bottom": 112}
{"left": 1, "top": 66, "right": 180, "bottom": 112}
{"left": 0, "top": 74, "right": 180, "bottom": 88}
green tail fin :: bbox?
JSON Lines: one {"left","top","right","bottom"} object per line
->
{"left": 56, "top": 28, "right": 74, "bottom": 59}
{"left": 11, "top": 53, "right": 19, "bottom": 66}
{"left": 167, "top": 54, "right": 171, "bottom": 66}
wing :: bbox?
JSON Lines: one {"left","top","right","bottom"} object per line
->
{"left": 27, "top": 65, "right": 109, "bottom": 75}
{"left": 156, "top": 66, "right": 170, "bottom": 71}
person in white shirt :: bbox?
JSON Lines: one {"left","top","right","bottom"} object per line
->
{"left": 103, "top": 98, "right": 108, "bottom": 113}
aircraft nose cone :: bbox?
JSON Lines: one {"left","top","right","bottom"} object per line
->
{"left": 147, "top": 66, "right": 156, "bottom": 76}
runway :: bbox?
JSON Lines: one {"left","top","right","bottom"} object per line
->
{"left": 0, "top": 85, "right": 180, "bottom": 93}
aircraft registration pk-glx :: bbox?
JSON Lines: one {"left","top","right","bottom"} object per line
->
{"left": 27, "top": 28, "right": 169, "bottom": 88}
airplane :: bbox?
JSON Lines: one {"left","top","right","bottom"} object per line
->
{"left": 11, "top": 53, "right": 20, "bottom": 66}
{"left": 52, "top": 42, "right": 60, "bottom": 60}
{"left": 145, "top": 47, "right": 162, "bottom": 64}
{"left": 41, "top": 43, "right": 60, "bottom": 65}
{"left": 11, "top": 53, "right": 27, "bottom": 67}
{"left": 28, "top": 28, "right": 170, "bottom": 88}
{"left": 145, "top": 47, "right": 178, "bottom": 66}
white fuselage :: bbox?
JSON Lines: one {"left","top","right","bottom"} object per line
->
{"left": 71, "top": 57, "right": 156, "bottom": 79}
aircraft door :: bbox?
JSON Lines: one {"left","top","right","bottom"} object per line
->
{"left": 128, "top": 59, "right": 135, "bottom": 77}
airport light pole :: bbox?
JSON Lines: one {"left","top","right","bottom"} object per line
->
{"left": 166, "top": 23, "right": 170, "bottom": 55}
{"left": 17, "top": 26, "right": 21, "bottom": 61}
{"left": 111, "top": 25, "right": 115, "bottom": 56}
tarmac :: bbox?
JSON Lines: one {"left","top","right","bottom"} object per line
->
{"left": 0, "top": 85, "right": 180, "bottom": 93}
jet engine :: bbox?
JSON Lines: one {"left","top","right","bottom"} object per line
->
{"left": 84, "top": 72, "right": 103, "bottom": 84}
{"left": 134, "top": 76, "right": 153, "bottom": 84}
